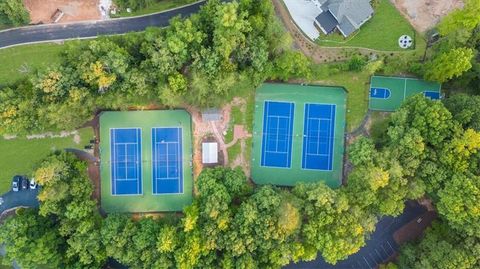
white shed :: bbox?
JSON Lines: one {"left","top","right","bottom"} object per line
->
{"left": 202, "top": 142, "right": 218, "bottom": 164}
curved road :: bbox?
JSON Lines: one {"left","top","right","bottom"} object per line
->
{"left": 0, "top": 1, "right": 205, "bottom": 49}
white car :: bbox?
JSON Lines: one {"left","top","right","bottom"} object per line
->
{"left": 0, "top": 197, "right": 4, "bottom": 206}
{"left": 29, "top": 178, "right": 37, "bottom": 189}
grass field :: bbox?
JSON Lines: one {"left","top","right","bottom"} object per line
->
{"left": 0, "top": 43, "right": 66, "bottom": 86}
{"left": 316, "top": 0, "right": 424, "bottom": 51}
{"left": 112, "top": 0, "right": 198, "bottom": 17}
{"left": 0, "top": 128, "right": 94, "bottom": 194}
{"left": 311, "top": 64, "right": 370, "bottom": 132}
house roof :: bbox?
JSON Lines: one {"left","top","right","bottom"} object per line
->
{"left": 338, "top": 17, "right": 356, "bottom": 37}
{"left": 202, "top": 142, "right": 218, "bottom": 164}
{"left": 326, "top": 0, "right": 373, "bottom": 27}
{"left": 315, "top": 10, "right": 337, "bottom": 33}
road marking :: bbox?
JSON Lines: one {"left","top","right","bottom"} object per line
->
{"left": 363, "top": 256, "right": 372, "bottom": 268}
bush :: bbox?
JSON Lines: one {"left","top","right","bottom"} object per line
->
{"left": 347, "top": 55, "right": 367, "bottom": 71}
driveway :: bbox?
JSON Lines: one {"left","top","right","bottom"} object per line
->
{"left": 286, "top": 201, "right": 426, "bottom": 269}
{"left": 0, "top": 1, "right": 205, "bottom": 49}
{"left": 0, "top": 189, "right": 40, "bottom": 215}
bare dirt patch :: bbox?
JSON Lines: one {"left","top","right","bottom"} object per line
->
{"left": 24, "top": 0, "right": 101, "bottom": 24}
{"left": 390, "top": 0, "right": 464, "bottom": 33}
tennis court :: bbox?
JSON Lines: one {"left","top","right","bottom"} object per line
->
{"left": 100, "top": 110, "right": 193, "bottom": 213}
{"left": 152, "top": 127, "right": 183, "bottom": 194}
{"left": 252, "top": 83, "right": 346, "bottom": 187}
{"left": 110, "top": 128, "right": 142, "bottom": 195}
{"left": 369, "top": 76, "right": 441, "bottom": 111}
{"left": 261, "top": 101, "right": 295, "bottom": 168}
{"left": 302, "top": 103, "right": 336, "bottom": 171}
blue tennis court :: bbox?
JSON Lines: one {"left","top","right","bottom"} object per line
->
{"left": 424, "top": 91, "right": 441, "bottom": 100}
{"left": 110, "top": 128, "right": 142, "bottom": 195}
{"left": 261, "top": 101, "right": 295, "bottom": 168}
{"left": 152, "top": 127, "right": 183, "bottom": 194}
{"left": 370, "top": 88, "right": 391, "bottom": 99}
{"left": 302, "top": 103, "right": 336, "bottom": 171}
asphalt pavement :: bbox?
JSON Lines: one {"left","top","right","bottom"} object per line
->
{"left": 286, "top": 201, "right": 426, "bottom": 269}
{"left": 0, "top": 188, "right": 40, "bottom": 215}
{"left": 0, "top": 1, "right": 205, "bottom": 49}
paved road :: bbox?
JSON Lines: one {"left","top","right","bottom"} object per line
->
{"left": 286, "top": 201, "right": 426, "bottom": 269}
{"left": 0, "top": 189, "right": 40, "bottom": 215}
{"left": 0, "top": 1, "right": 205, "bottom": 49}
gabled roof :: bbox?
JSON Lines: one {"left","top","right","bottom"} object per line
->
{"left": 338, "top": 17, "right": 356, "bottom": 36}
{"left": 315, "top": 10, "right": 337, "bottom": 33}
{"left": 318, "top": 0, "right": 373, "bottom": 28}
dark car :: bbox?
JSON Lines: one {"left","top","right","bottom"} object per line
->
{"left": 12, "top": 176, "right": 21, "bottom": 192}
{"left": 21, "top": 177, "right": 28, "bottom": 190}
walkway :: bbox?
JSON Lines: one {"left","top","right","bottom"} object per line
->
{"left": 286, "top": 201, "right": 427, "bottom": 269}
{"left": 0, "top": 1, "right": 205, "bottom": 49}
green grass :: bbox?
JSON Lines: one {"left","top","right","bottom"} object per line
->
{"left": 0, "top": 43, "right": 66, "bottom": 86}
{"left": 111, "top": 0, "right": 198, "bottom": 18}
{"left": 226, "top": 107, "right": 244, "bottom": 162}
{"left": 0, "top": 128, "right": 94, "bottom": 194}
{"left": 316, "top": 0, "right": 424, "bottom": 51}
{"left": 311, "top": 64, "right": 370, "bottom": 132}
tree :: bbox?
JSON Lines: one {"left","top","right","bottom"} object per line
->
{"left": 0, "top": 208, "right": 64, "bottom": 269}
{"left": 348, "top": 137, "right": 376, "bottom": 166}
{"left": 437, "top": 173, "right": 480, "bottom": 237}
{"left": 398, "top": 221, "right": 480, "bottom": 269}
{"left": 444, "top": 94, "right": 480, "bottom": 131}
{"left": 424, "top": 48, "right": 474, "bottom": 83}
{"left": 0, "top": 0, "right": 29, "bottom": 26}
{"left": 437, "top": 0, "right": 480, "bottom": 36}
{"left": 33, "top": 152, "right": 106, "bottom": 268}
{"left": 269, "top": 50, "right": 312, "bottom": 81}
{"left": 293, "top": 182, "right": 376, "bottom": 264}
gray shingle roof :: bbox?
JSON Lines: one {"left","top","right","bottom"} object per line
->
{"left": 325, "top": 0, "right": 373, "bottom": 27}
{"left": 315, "top": 10, "right": 337, "bottom": 33}
{"left": 315, "top": 0, "right": 373, "bottom": 37}
{"left": 338, "top": 17, "right": 356, "bottom": 36}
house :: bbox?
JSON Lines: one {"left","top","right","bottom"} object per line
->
{"left": 314, "top": 0, "right": 374, "bottom": 37}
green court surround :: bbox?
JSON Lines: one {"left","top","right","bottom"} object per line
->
{"left": 369, "top": 76, "right": 441, "bottom": 111}
{"left": 99, "top": 110, "right": 193, "bottom": 213}
{"left": 251, "top": 83, "right": 346, "bottom": 188}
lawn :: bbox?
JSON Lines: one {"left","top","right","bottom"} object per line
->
{"left": 112, "top": 0, "right": 198, "bottom": 18}
{"left": 316, "top": 0, "right": 424, "bottom": 51}
{"left": 0, "top": 43, "right": 66, "bottom": 86}
{"left": 311, "top": 64, "right": 370, "bottom": 132}
{"left": 0, "top": 128, "right": 94, "bottom": 194}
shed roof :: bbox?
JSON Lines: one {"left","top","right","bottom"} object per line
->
{"left": 202, "top": 109, "right": 222, "bottom": 122}
{"left": 202, "top": 142, "right": 218, "bottom": 164}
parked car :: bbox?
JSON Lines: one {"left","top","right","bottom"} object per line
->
{"left": 29, "top": 178, "right": 37, "bottom": 189}
{"left": 21, "top": 177, "right": 28, "bottom": 190}
{"left": 12, "top": 176, "right": 21, "bottom": 192}
{"left": 0, "top": 197, "right": 4, "bottom": 206}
